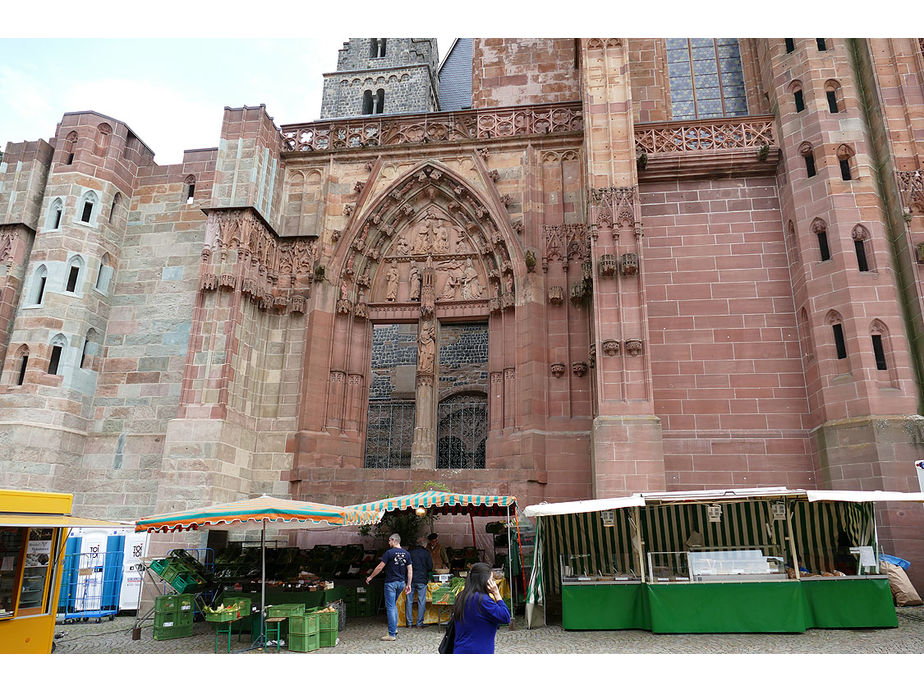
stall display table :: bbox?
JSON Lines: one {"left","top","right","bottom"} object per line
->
{"left": 561, "top": 576, "right": 896, "bottom": 633}
{"left": 395, "top": 577, "right": 510, "bottom": 627}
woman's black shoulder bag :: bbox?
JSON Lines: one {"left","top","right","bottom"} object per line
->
{"left": 438, "top": 619, "right": 455, "bottom": 654}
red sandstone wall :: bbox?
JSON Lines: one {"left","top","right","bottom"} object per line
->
{"left": 472, "top": 39, "right": 580, "bottom": 109}
{"left": 642, "top": 176, "right": 816, "bottom": 489}
{"left": 627, "top": 39, "right": 670, "bottom": 123}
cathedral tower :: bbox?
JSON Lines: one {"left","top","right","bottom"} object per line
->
{"left": 320, "top": 38, "right": 440, "bottom": 118}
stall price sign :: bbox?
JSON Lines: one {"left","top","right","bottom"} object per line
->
{"left": 24, "top": 529, "right": 53, "bottom": 569}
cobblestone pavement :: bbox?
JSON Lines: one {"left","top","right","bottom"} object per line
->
{"left": 52, "top": 606, "right": 924, "bottom": 655}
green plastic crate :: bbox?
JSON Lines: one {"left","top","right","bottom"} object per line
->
{"left": 160, "top": 562, "right": 180, "bottom": 584}
{"left": 289, "top": 632, "right": 319, "bottom": 652}
{"left": 153, "top": 623, "right": 193, "bottom": 640}
{"left": 288, "top": 613, "right": 320, "bottom": 636}
{"left": 171, "top": 571, "right": 203, "bottom": 594}
{"left": 154, "top": 594, "right": 178, "bottom": 614}
{"left": 319, "top": 627, "right": 338, "bottom": 648}
{"left": 317, "top": 611, "right": 337, "bottom": 630}
{"left": 266, "top": 603, "right": 305, "bottom": 618}
{"left": 150, "top": 559, "right": 170, "bottom": 577}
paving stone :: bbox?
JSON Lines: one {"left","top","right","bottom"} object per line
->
{"left": 51, "top": 606, "right": 924, "bottom": 655}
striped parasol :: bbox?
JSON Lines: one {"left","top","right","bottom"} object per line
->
{"left": 347, "top": 490, "right": 516, "bottom": 516}
{"left": 135, "top": 495, "right": 382, "bottom": 533}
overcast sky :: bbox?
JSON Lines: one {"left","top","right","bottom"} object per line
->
{"left": 0, "top": 37, "right": 453, "bottom": 164}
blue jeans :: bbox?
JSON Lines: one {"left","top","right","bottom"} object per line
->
{"left": 406, "top": 583, "right": 427, "bottom": 626}
{"left": 384, "top": 581, "right": 405, "bottom": 636}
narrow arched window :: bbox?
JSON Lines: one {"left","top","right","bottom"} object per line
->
{"left": 14, "top": 345, "right": 29, "bottom": 386}
{"left": 790, "top": 80, "right": 805, "bottom": 112}
{"left": 94, "top": 123, "right": 112, "bottom": 157}
{"left": 800, "top": 142, "right": 817, "bottom": 177}
{"left": 852, "top": 225, "right": 873, "bottom": 272}
{"left": 63, "top": 131, "right": 78, "bottom": 165}
{"left": 825, "top": 80, "right": 842, "bottom": 113}
{"left": 869, "top": 320, "right": 898, "bottom": 387}
{"left": 47, "top": 198, "right": 64, "bottom": 230}
{"left": 785, "top": 39, "right": 795, "bottom": 53}
{"left": 812, "top": 218, "right": 831, "bottom": 261}
{"left": 96, "top": 252, "right": 113, "bottom": 295}
{"left": 837, "top": 144, "right": 855, "bottom": 181}
{"left": 48, "top": 334, "right": 67, "bottom": 376}
{"left": 30, "top": 265, "right": 48, "bottom": 305}
{"left": 65, "top": 255, "right": 85, "bottom": 294}
{"left": 77, "top": 190, "right": 99, "bottom": 225}
{"left": 816, "top": 38, "right": 827, "bottom": 51}
{"left": 80, "top": 328, "right": 98, "bottom": 370}
{"left": 798, "top": 307, "right": 815, "bottom": 363}
{"left": 375, "top": 88, "right": 385, "bottom": 114}
{"left": 362, "top": 90, "right": 374, "bottom": 115}
{"left": 109, "top": 192, "right": 121, "bottom": 222}
{"left": 184, "top": 175, "right": 196, "bottom": 204}
{"left": 832, "top": 323, "right": 847, "bottom": 359}
{"left": 370, "top": 38, "right": 386, "bottom": 58}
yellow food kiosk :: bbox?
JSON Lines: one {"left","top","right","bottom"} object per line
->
{"left": 1, "top": 489, "right": 121, "bottom": 654}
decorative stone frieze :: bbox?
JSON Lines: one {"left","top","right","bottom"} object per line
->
{"left": 599, "top": 254, "right": 617, "bottom": 277}
{"left": 620, "top": 253, "right": 639, "bottom": 276}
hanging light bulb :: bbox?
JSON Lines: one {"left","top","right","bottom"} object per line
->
{"left": 415, "top": 506, "right": 427, "bottom": 517}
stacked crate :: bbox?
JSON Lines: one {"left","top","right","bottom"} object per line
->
{"left": 287, "top": 611, "right": 320, "bottom": 652}
{"left": 153, "top": 594, "right": 194, "bottom": 640}
{"left": 318, "top": 608, "right": 338, "bottom": 648}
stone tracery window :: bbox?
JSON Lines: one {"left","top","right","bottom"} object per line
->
{"left": 364, "top": 323, "right": 418, "bottom": 468}
{"left": 666, "top": 38, "right": 748, "bottom": 120}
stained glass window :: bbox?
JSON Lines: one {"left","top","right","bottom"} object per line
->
{"left": 667, "top": 38, "right": 748, "bottom": 120}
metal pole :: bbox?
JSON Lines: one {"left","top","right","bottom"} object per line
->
{"left": 505, "top": 506, "right": 513, "bottom": 615}
{"left": 785, "top": 499, "right": 800, "bottom": 580}
{"left": 261, "top": 519, "right": 266, "bottom": 646}
{"left": 634, "top": 506, "right": 646, "bottom": 583}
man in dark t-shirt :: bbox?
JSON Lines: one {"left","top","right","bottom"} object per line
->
{"left": 366, "top": 533, "right": 412, "bottom": 641}
{"left": 408, "top": 537, "right": 433, "bottom": 627}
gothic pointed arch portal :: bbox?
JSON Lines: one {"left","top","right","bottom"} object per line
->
{"left": 330, "top": 161, "right": 513, "bottom": 470}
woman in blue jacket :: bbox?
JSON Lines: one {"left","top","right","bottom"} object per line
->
{"left": 450, "top": 562, "right": 511, "bottom": 654}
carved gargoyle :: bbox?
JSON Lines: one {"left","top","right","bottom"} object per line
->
{"left": 625, "top": 338, "right": 643, "bottom": 357}
{"left": 550, "top": 363, "right": 566, "bottom": 378}
{"left": 602, "top": 339, "right": 620, "bottom": 357}
{"left": 572, "top": 362, "right": 588, "bottom": 377}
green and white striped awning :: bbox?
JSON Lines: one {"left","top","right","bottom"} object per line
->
{"left": 348, "top": 491, "right": 516, "bottom": 516}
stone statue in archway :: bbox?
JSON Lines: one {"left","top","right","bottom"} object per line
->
{"left": 396, "top": 235, "right": 410, "bottom": 256}
{"left": 385, "top": 260, "right": 399, "bottom": 301}
{"left": 412, "top": 217, "right": 432, "bottom": 254}
{"left": 408, "top": 263, "right": 421, "bottom": 301}
{"left": 434, "top": 221, "right": 450, "bottom": 253}
{"left": 418, "top": 319, "right": 435, "bottom": 374}
{"left": 460, "top": 258, "right": 482, "bottom": 300}
{"left": 439, "top": 261, "right": 461, "bottom": 301}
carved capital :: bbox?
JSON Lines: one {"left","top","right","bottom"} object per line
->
{"left": 550, "top": 363, "right": 566, "bottom": 378}
{"left": 602, "top": 339, "right": 620, "bottom": 357}
{"left": 625, "top": 339, "right": 643, "bottom": 357}
{"left": 572, "top": 362, "right": 588, "bottom": 377}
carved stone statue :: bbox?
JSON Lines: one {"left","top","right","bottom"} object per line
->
{"left": 460, "top": 258, "right": 483, "bottom": 299}
{"left": 454, "top": 230, "right": 468, "bottom": 253}
{"left": 434, "top": 222, "right": 449, "bottom": 253}
{"left": 385, "top": 260, "right": 399, "bottom": 301}
{"left": 408, "top": 263, "right": 421, "bottom": 301}
{"left": 412, "top": 218, "right": 432, "bottom": 254}
{"left": 396, "top": 236, "right": 410, "bottom": 256}
{"left": 504, "top": 272, "right": 514, "bottom": 294}
{"left": 439, "top": 262, "right": 461, "bottom": 301}
{"left": 417, "top": 320, "right": 435, "bottom": 374}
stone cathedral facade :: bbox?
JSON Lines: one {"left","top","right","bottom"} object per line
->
{"left": 1, "top": 38, "right": 924, "bottom": 586}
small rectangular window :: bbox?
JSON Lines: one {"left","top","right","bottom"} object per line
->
{"left": 66, "top": 153, "right": 74, "bottom": 165}
{"left": 785, "top": 39, "right": 795, "bottom": 53}
{"left": 826, "top": 91, "right": 839, "bottom": 113}
{"left": 794, "top": 90, "right": 805, "bottom": 112}
{"left": 17, "top": 355, "right": 28, "bottom": 386}
{"left": 833, "top": 323, "right": 847, "bottom": 359}
{"left": 871, "top": 335, "right": 887, "bottom": 370}
{"left": 48, "top": 345, "right": 63, "bottom": 375}
{"left": 53, "top": 209, "right": 62, "bottom": 229}
{"left": 805, "top": 154, "right": 817, "bottom": 178}
{"left": 816, "top": 38, "right": 827, "bottom": 51}
{"left": 840, "top": 159, "right": 852, "bottom": 181}
{"left": 854, "top": 239, "right": 869, "bottom": 271}
{"left": 80, "top": 341, "right": 89, "bottom": 369}
{"left": 186, "top": 184, "right": 195, "bottom": 204}
{"left": 81, "top": 202, "right": 93, "bottom": 223}
{"left": 66, "top": 266, "right": 80, "bottom": 293}
{"left": 817, "top": 231, "right": 831, "bottom": 261}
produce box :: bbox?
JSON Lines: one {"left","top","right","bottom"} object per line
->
{"left": 316, "top": 609, "right": 337, "bottom": 630}
{"left": 160, "top": 563, "right": 180, "bottom": 584}
{"left": 204, "top": 605, "right": 242, "bottom": 622}
{"left": 289, "top": 632, "right": 319, "bottom": 652}
{"left": 266, "top": 603, "right": 306, "bottom": 618}
{"left": 154, "top": 594, "right": 179, "bottom": 614}
{"left": 153, "top": 623, "right": 193, "bottom": 640}
{"left": 288, "top": 613, "right": 320, "bottom": 636}
{"left": 319, "top": 626, "right": 338, "bottom": 648}
{"left": 150, "top": 559, "right": 170, "bottom": 577}
{"left": 171, "top": 572, "right": 204, "bottom": 594}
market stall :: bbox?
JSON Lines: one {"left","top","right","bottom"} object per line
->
{"left": 1, "top": 489, "right": 122, "bottom": 653}
{"left": 524, "top": 487, "right": 924, "bottom": 633}
{"left": 349, "top": 491, "right": 522, "bottom": 625}
{"left": 135, "top": 495, "right": 382, "bottom": 648}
